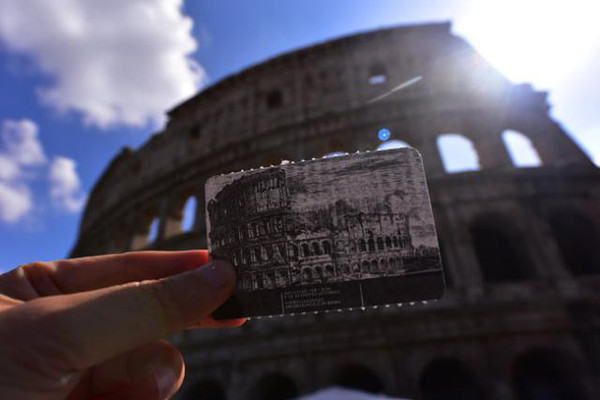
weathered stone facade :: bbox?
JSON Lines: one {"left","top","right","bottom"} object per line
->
{"left": 72, "top": 22, "right": 600, "bottom": 400}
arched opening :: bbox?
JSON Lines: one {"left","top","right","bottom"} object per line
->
{"left": 437, "top": 134, "right": 481, "bottom": 173}
{"left": 470, "top": 214, "right": 533, "bottom": 283}
{"left": 325, "top": 265, "right": 334, "bottom": 277}
{"left": 302, "top": 268, "right": 313, "bottom": 281}
{"left": 322, "top": 240, "right": 331, "bottom": 254}
{"left": 312, "top": 242, "right": 322, "bottom": 256}
{"left": 323, "top": 151, "right": 346, "bottom": 158}
{"left": 376, "top": 140, "right": 410, "bottom": 151}
{"left": 368, "top": 238, "right": 375, "bottom": 252}
{"left": 380, "top": 259, "right": 388, "bottom": 272}
{"left": 368, "top": 63, "right": 387, "bottom": 85}
{"left": 252, "top": 372, "right": 299, "bottom": 400}
{"left": 146, "top": 217, "right": 159, "bottom": 244}
{"left": 419, "top": 358, "right": 484, "bottom": 400}
{"left": 376, "top": 237, "right": 384, "bottom": 251}
{"left": 513, "top": 348, "right": 586, "bottom": 400}
{"left": 359, "top": 239, "right": 367, "bottom": 252}
{"left": 302, "top": 243, "right": 310, "bottom": 257}
{"left": 315, "top": 266, "right": 323, "bottom": 278}
{"left": 370, "top": 260, "right": 378, "bottom": 273}
{"left": 385, "top": 236, "right": 392, "bottom": 249}
{"left": 181, "top": 196, "right": 197, "bottom": 232}
{"left": 361, "top": 261, "right": 369, "bottom": 273}
{"left": 333, "top": 364, "right": 385, "bottom": 394}
{"left": 548, "top": 209, "right": 600, "bottom": 276}
{"left": 502, "top": 130, "right": 542, "bottom": 167}
{"left": 266, "top": 89, "right": 283, "bottom": 110}
{"left": 183, "top": 378, "right": 226, "bottom": 400}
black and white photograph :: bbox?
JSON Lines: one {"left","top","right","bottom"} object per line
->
{"left": 206, "top": 148, "right": 444, "bottom": 318}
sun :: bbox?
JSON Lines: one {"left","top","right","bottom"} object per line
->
{"left": 456, "top": 0, "right": 600, "bottom": 88}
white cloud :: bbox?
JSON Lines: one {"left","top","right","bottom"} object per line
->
{"left": 1, "top": 119, "right": 47, "bottom": 165}
{"left": 0, "top": 119, "right": 86, "bottom": 224}
{"left": 0, "top": 119, "right": 45, "bottom": 223}
{"left": 49, "top": 156, "right": 87, "bottom": 213}
{"left": 0, "top": 155, "right": 20, "bottom": 181}
{"left": 0, "top": 181, "right": 32, "bottom": 223}
{"left": 0, "top": 0, "right": 204, "bottom": 128}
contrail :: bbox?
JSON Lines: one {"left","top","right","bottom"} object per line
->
{"left": 366, "top": 76, "right": 423, "bottom": 104}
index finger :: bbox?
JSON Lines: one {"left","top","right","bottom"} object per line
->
{"left": 1, "top": 260, "right": 240, "bottom": 373}
{"left": 0, "top": 251, "right": 210, "bottom": 299}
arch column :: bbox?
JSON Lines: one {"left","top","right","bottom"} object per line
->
{"left": 418, "top": 136, "right": 445, "bottom": 177}
{"left": 511, "top": 113, "right": 595, "bottom": 167}
{"left": 471, "top": 133, "right": 514, "bottom": 170}
{"left": 161, "top": 201, "right": 183, "bottom": 238}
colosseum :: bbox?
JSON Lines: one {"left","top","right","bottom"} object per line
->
{"left": 71, "top": 22, "right": 600, "bottom": 400}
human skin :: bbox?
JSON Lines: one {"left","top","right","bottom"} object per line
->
{"left": 0, "top": 250, "right": 245, "bottom": 400}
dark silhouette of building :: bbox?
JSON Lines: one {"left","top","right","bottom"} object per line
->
{"left": 71, "top": 22, "right": 600, "bottom": 399}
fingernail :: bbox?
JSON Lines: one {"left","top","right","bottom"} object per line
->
{"left": 197, "top": 260, "right": 235, "bottom": 288}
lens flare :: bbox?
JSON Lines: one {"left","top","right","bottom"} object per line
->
{"left": 378, "top": 128, "right": 391, "bottom": 141}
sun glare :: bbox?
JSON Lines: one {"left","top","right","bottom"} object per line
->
{"left": 457, "top": 0, "right": 600, "bottom": 88}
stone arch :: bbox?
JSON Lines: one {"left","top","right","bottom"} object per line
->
{"left": 333, "top": 363, "right": 385, "bottom": 394}
{"left": 181, "top": 195, "right": 197, "bottom": 232}
{"left": 323, "top": 151, "right": 346, "bottom": 158}
{"left": 131, "top": 206, "right": 160, "bottom": 249}
{"left": 361, "top": 260, "right": 370, "bottom": 273}
{"left": 368, "top": 63, "right": 388, "bottom": 85}
{"left": 341, "top": 264, "right": 350, "bottom": 274}
{"left": 377, "top": 140, "right": 410, "bottom": 151}
{"left": 266, "top": 89, "right": 283, "bottom": 110}
{"left": 419, "top": 358, "right": 485, "bottom": 400}
{"left": 315, "top": 266, "right": 323, "bottom": 279}
{"left": 437, "top": 134, "right": 481, "bottom": 173}
{"left": 470, "top": 213, "right": 534, "bottom": 283}
{"left": 312, "top": 241, "right": 322, "bottom": 256}
{"left": 183, "top": 378, "right": 226, "bottom": 400}
{"left": 502, "top": 130, "right": 542, "bottom": 167}
{"left": 370, "top": 259, "right": 378, "bottom": 273}
{"left": 385, "top": 236, "right": 392, "bottom": 249}
{"left": 547, "top": 208, "right": 600, "bottom": 276}
{"left": 107, "top": 222, "right": 130, "bottom": 252}
{"left": 380, "top": 258, "right": 388, "bottom": 272}
{"left": 252, "top": 372, "right": 299, "bottom": 400}
{"left": 389, "top": 257, "right": 396, "bottom": 270}
{"left": 368, "top": 238, "right": 375, "bottom": 252}
{"left": 513, "top": 348, "right": 587, "bottom": 400}
{"left": 322, "top": 240, "right": 332, "bottom": 254}
{"left": 359, "top": 239, "right": 367, "bottom": 252}
{"left": 376, "top": 237, "right": 384, "bottom": 251}
{"left": 302, "top": 268, "right": 313, "bottom": 281}
{"left": 325, "top": 264, "right": 334, "bottom": 277}
{"left": 301, "top": 243, "right": 310, "bottom": 257}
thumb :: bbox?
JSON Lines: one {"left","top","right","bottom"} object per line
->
{"left": 2, "top": 260, "right": 236, "bottom": 374}
{"left": 89, "top": 341, "right": 184, "bottom": 400}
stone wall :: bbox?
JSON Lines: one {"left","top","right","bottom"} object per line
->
{"left": 72, "top": 22, "right": 600, "bottom": 400}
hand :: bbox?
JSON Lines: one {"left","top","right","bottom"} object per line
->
{"left": 0, "top": 250, "right": 244, "bottom": 400}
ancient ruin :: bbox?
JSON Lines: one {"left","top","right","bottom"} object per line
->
{"left": 72, "top": 22, "right": 600, "bottom": 399}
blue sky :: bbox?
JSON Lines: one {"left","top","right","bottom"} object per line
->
{"left": 0, "top": 0, "right": 598, "bottom": 272}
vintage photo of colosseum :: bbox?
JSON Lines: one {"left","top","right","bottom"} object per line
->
{"left": 205, "top": 147, "right": 444, "bottom": 318}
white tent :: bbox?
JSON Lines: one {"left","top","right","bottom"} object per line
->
{"left": 295, "top": 386, "right": 411, "bottom": 400}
